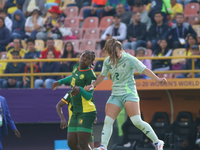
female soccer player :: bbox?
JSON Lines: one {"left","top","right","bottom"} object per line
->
{"left": 85, "top": 38, "right": 167, "bottom": 150}
{"left": 52, "top": 50, "right": 97, "bottom": 150}
{"left": 55, "top": 90, "right": 96, "bottom": 149}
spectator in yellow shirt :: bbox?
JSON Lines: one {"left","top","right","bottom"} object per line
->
{"left": 171, "top": 0, "right": 183, "bottom": 22}
{"left": 7, "top": 38, "right": 26, "bottom": 59}
{"left": 0, "top": 52, "right": 7, "bottom": 88}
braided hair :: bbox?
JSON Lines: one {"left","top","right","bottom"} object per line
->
{"left": 103, "top": 38, "right": 122, "bottom": 68}
{"left": 82, "top": 49, "right": 95, "bottom": 67}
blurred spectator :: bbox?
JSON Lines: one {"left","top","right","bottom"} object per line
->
{"left": 147, "top": 11, "right": 169, "bottom": 52}
{"left": 2, "top": 51, "right": 25, "bottom": 88}
{"left": 24, "top": 38, "right": 41, "bottom": 59}
{"left": 135, "top": 47, "right": 152, "bottom": 79}
{"left": 181, "top": 109, "right": 200, "bottom": 150}
{"left": 134, "top": 1, "right": 151, "bottom": 30}
{"left": 0, "top": 17, "right": 10, "bottom": 52}
{"left": 11, "top": 9, "right": 27, "bottom": 41}
{"left": 101, "top": 14, "right": 127, "bottom": 49}
{"left": 123, "top": 12, "right": 147, "bottom": 51}
{"left": 94, "top": 50, "right": 107, "bottom": 72}
{"left": 0, "top": 52, "right": 7, "bottom": 88}
{"left": 194, "top": 10, "right": 200, "bottom": 25}
{"left": 34, "top": 50, "right": 61, "bottom": 89}
{"left": 0, "top": 9, "right": 12, "bottom": 32}
{"left": 152, "top": 38, "right": 172, "bottom": 71}
{"left": 7, "top": 38, "right": 26, "bottom": 59}
{"left": 36, "top": 6, "right": 64, "bottom": 40}
{"left": 116, "top": 3, "right": 132, "bottom": 25}
{"left": 148, "top": 0, "right": 171, "bottom": 23}
{"left": 40, "top": 38, "right": 61, "bottom": 59}
{"left": 101, "top": 0, "right": 130, "bottom": 18}
{"left": 176, "top": 45, "right": 200, "bottom": 78}
{"left": 170, "top": 0, "right": 183, "bottom": 22}
{"left": 22, "top": 0, "right": 46, "bottom": 17}
{"left": 67, "top": 0, "right": 92, "bottom": 8}
{"left": 176, "top": 0, "right": 191, "bottom": 6}
{"left": 60, "top": 42, "right": 76, "bottom": 75}
{"left": 5, "top": 0, "right": 25, "bottom": 16}
{"left": 163, "top": 13, "right": 197, "bottom": 49}
{"left": 25, "top": 7, "right": 44, "bottom": 39}
{"left": 0, "top": 0, "right": 6, "bottom": 9}
{"left": 83, "top": 0, "right": 106, "bottom": 20}
{"left": 23, "top": 57, "right": 40, "bottom": 88}
{"left": 44, "top": 0, "right": 59, "bottom": 10}
{"left": 185, "top": 35, "right": 198, "bottom": 56}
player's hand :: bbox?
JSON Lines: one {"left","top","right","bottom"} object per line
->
{"left": 52, "top": 81, "right": 60, "bottom": 90}
{"left": 157, "top": 77, "right": 167, "bottom": 84}
{"left": 71, "top": 86, "right": 80, "bottom": 96}
{"left": 94, "top": 117, "right": 98, "bottom": 124}
{"left": 60, "top": 119, "right": 68, "bottom": 129}
{"left": 85, "top": 85, "right": 93, "bottom": 91}
{"left": 14, "top": 129, "right": 21, "bottom": 138}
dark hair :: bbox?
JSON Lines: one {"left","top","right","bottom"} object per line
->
{"left": 176, "top": 13, "right": 184, "bottom": 17}
{"left": 47, "top": 37, "right": 54, "bottom": 42}
{"left": 31, "top": 9, "right": 42, "bottom": 16}
{"left": 135, "top": 1, "right": 144, "bottom": 7}
{"left": 62, "top": 42, "right": 74, "bottom": 58}
{"left": 154, "top": 38, "right": 169, "bottom": 56}
{"left": 13, "top": 38, "right": 21, "bottom": 45}
{"left": 82, "top": 50, "right": 95, "bottom": 66}
{"left": 0, "top": 9, "right": 7, "bottom": 14}
{"left": 186, "top": 35, "right": 197, "bottom": 55}
{"left": 26, "top": 38, "right": 35, "bottom": 44}
{"left": 103, "top": 38, "right": 122, "bottom": 68}
{"left": 154, "top": 11, "right": 163, "bottom": 16}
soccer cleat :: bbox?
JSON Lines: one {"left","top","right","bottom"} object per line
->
{"left": 93, "top": 145, "right": 107, "bottom": 150}
{"left": 153, "top": 140, "right": 164, "bottom": 150}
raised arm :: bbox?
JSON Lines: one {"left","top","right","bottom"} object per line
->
{"left": 52, "top": 75, "right": 72, "bottom": 90}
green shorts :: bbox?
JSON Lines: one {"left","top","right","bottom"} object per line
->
{"left": 107, "top": 93, "right": 139, "bottom": 110}
{"left": 68, "top": 111, "right": 97, "bottom": 133}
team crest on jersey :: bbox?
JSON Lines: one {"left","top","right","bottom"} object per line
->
{"left": 121, "top": 63, "right": 126, "bottom": 70}
{"left": 79, "top": 119, "right": 83, "bottom": 124}
{"left": 79, "top": 74, "right": 84, "bottom": 79}
{"left": 73, "top": 68, "right": 77, "bottom": 73}
{"left": 109, "top": 66, "right": 112, "bottom": 69}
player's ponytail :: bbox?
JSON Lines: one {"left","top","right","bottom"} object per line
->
{"left": 103, "top": 38, "right": 122, "bottom": 68}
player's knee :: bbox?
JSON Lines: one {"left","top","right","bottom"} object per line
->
{"left": 79, "top": 139, "right": 88, "bottom": 149}
{"left": 67, "top": 139, "right": 77, "bottom": 149}
{"left": 130, "top": 115, "right": 143, "bottom": 129}
{"left": 104, "top": 116, "right": 114, "bottom": 125}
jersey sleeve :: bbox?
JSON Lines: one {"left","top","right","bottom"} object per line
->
{"left": 61, "top": 91, "right": 71, "bottom": 104}
{"left": 129, "top": 55, "right": 146, "bottom": 74}
{"left": 100, "top": 57, "right": 110, "bottom": 76}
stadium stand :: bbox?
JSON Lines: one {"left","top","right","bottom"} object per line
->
{"left": 64, "top": 17, "right": 80, "bottom": 28}
{"left": 82, "top": 17, "right": 99, "bottom": 31}
{"left": 171, "top": 48, "right": 186, "bottom": 64}
{"left": 35, "top": 40, "right": 45, "bottom": 51}
{"left": 184, "top": 3, "right": 200, "bottom": 17}
{"left": 63, "top": 6, "right": 79, "bottom": 17}
{"left": 99, "top": 16, "right": 113, "bottom": 31}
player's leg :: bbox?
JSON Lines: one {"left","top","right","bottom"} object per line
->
{"left": 123, "top": 94, "right": 164, "bottom": 150}
{"left": 89, "top": 134, "right": 94, "bottom": 149}
{"left": 95, "top": 96, "right": 123, "bottom": 150}
{"left": 77, "top": 112, "right": 96, "bottom": 150}
{"left": 78, "top": 132, "right": 92, "bottom": 150}
{"left": 68, "top": 132, "right": 81, "bottom": 150}
{"left": 67, "top": 114, "right": 81, "bottom": 150}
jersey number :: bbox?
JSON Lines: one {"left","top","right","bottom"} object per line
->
{"left": 71, "top": 77, "right": 76, "bottom": 87}
{"left": 115, "top": 72, "right": 119, "bottom": 80}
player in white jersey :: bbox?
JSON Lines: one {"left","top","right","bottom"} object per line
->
{"left": 85, "top": 38, "right": 167, "bottom": 150}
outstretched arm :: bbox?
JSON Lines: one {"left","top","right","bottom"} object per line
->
{"left": 85, "top": 75, "right": 105, "bottom": 91}
{"left": 142, "top": 68, "right": 167, "bottom": 84}
{"left": 52, "top": 76, "right": 72, "bottom": 90}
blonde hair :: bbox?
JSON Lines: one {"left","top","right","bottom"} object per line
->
{"left": 103, "top": 38, "right": 122, "bottom": 67}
